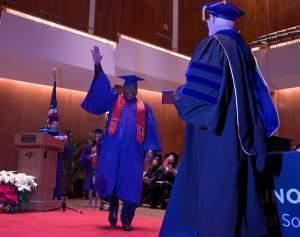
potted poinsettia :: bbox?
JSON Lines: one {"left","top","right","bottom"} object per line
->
{"left": 0, "top": 170, "right": 37, "bottom": 213}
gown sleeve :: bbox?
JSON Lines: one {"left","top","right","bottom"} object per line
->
{"left": 79, "top": 144, "right": 92, "bottom": 168}
{"left": 252, "top": 57, "right": 279, "bottom": 136}
{"left": 81, "top": 64, "right": 117, "bottom": 115}
{"left": 174, "top": 38, "right": 226, "bottom": 130}
{"left": 143, "top": 105, "right": 162, "bottom": 152}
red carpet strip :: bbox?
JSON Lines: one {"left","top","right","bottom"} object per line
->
{"left": 0, "top": 209, "right": 162, "bottom": 237}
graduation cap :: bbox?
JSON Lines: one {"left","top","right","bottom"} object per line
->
{"left": 202, "top": 1, "right": 244, "bottom": 21}
{"left": 119, "top": 75, "right": 144, "bottom": 87}
{"left": 153, "top": 154, "right": 162, "bottom": 162}
{"left": 94, "top": 128, "right": 103, "bottom": 135}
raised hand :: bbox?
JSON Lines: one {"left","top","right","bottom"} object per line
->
{"left": 91, "top": 46, "right": 103, "bottom": 65}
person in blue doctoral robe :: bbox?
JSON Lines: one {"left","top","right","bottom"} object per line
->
{"left": 81, "top": 46, "right": 161, "bottom": 231}
{"left": 40, "top": 120, "right": 72, "bottom": 200}
{"left": 80, "top": 128, "right": 104, "bottom": 209}
{"left": 53, "top": 129, "right": 72, "bottom": 200}
{"left": 159, "top": 2, "right": 280, "bottom": 237}
{"left": 54, "top": 140, "right": 72, "bottom": 200}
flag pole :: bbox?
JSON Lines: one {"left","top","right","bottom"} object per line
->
{"left": 52, "top": 67, "right": 57, "bottom": 82}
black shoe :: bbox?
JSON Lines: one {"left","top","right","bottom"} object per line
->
{"left": 108, "top": 210, "right": 117, "bottom": 227}
{"left": 122, "top": 224, "right": 132, "bottom": 231}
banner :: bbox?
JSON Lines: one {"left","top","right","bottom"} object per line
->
{"left": 263, "top": 152, "right": 300, "bottom": 237}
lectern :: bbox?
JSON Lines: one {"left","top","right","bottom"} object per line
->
{"left": 14, "top": 132, "right": 64, "bottom": 209}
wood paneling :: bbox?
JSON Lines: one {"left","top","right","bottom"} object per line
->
{"left": 4, "top": 1, "right": 299, "bottom": 54}
{"left": 93, "top": 0, "right": 117, "bottom": 41}
{"left": 178, "top": 0, "right": 300, "bottom": 55}
{"left": 268, "top": 1, "right": 300, "bottom": 32}
{"left": 3, "top": 0, "right": 173, "bottom": 48}
{"left": 3, "top": 0, "right": 90, "bottom": 31}
{"left": 0, "top": 78, "right": 184, "bottom": 170}
{"left": 0, "top": 78, "right": 105, "bottom": 170}
{"left": 178, "top": 0, "right": 208, "bottom": 55}
{"left": 232, "top": 0, "right": 268, "bottom": 42}
{"left": 138, "top": 89, "right": 184, "bottom": 156}
{"left": 93, "top": 0, "right": 173, "bottom": 49}
{"left": 177, "top": 0, "right": 266, "bottom": 55}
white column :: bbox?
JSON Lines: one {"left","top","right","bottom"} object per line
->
{"left": 172, "top": 0, "right": 179, "bottom": 51}
{"left": 88, "top": 0, "right": 96, "bottom": 34}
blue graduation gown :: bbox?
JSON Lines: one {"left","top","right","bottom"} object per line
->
{"left": 159, "top": 30, "right": 279, "bottom": 237}
{"left": 80, "top": 143, "right": 101, "bottom": 192}
{"left": 81, "top": 70, "right": 161, "bottom": 205}
{"left": 40, "top": 128, "right": 72, "bottom": 200}
{"left": 54, "top": 143, "right": 72, "bottom": 200}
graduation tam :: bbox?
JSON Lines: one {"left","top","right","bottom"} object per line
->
{"left": 202, "top": 1, "right": 244, "bottom": 21}
{"left": 119, "top": 75, "right": 144, "bottom": 87}
{"left": 94, "top": 128, "right": 103, "bottom": 135}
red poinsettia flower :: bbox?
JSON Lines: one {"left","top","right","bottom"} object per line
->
{"left": 0, "top": 184, "right": 18, "bottom": 204}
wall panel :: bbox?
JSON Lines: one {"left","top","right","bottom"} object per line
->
{"left": 178, "top": 0, "right": 207, "bottom": 55}
{"left": 0, "top": 78, "right": 105, "bottom": 170}
{"left": 178, "top": 0, "right": 300, "bottom": 55}
{"left": 3, "top": 0, "right": 90, "bottom": 31}
{"left": 94, "top": 0, "right": 173, "bottom": 49}
{"left": 277, "top": 87, "right": 300, "bottom": 145}
{"left": 269, "top": 0, "right": 300, "bottom": 32}
{"left": 139, "top": 89, "right": 184, "bottom": 156}
{"left": 93, "top": 0, "right": 118, "bottom": 40}
{"left": 232, "top": 0, "right": 268, "bottom": 42}
{"left": 4, "top": 1, "right": 299, "bottom": 55}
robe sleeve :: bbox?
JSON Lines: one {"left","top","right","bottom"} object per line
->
{"left": 174, "top": 85, "right": 215, "bottom": 128}
{"left": 174, "top": 38, "right": 226, "bottom": 129}
{"left": 80, "top": 145, "right": 92, "bottom": 168}
{"left": 80, "top": 154, "right": 89, "bottom": 168}
{"left": 81, "top": 64, "right": 117, "bottom": 115}
{"left": 143, "top": 105, "right": 162, "bottom": 152}
{"left": 252, "top": 57, "right": 279, "bottom": 136}
{"left": 62, "top": 144, "right": 72, "bottom": 160}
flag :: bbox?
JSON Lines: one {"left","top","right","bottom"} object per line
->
{"left": 46, "top": 80, "right": 59, "bottom": 126}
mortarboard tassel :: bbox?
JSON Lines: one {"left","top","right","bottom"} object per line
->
{"left": 202, "top": 5, "right": 207, "bottom": 21}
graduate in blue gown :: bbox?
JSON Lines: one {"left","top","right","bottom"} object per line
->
{"left": 80, "top": 128, "right": 105, "bottom": 209}
{"left": 81, "top": 46, "right": 161, "bottom": 231}
{"left": 159, "top": 2, "right": 280, "bottom": 237}
{"left": 54, "top": 137, "right": 72, "bottom": 200}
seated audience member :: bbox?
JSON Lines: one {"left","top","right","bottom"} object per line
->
{"left": 144, "top": 149, "right": 155, "bottom": 171}
{"left": 143, "top": 154, "right": 163, "bottom": 204}
{"left": 149, "top": 152, "right": 179, "bottom": 209}
{"left": 80, "top": 129, "right": 105, "bottom": 209}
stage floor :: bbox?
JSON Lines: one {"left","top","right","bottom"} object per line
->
{"left": 0, "top": 199, "right": 165, "bottom": 237}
